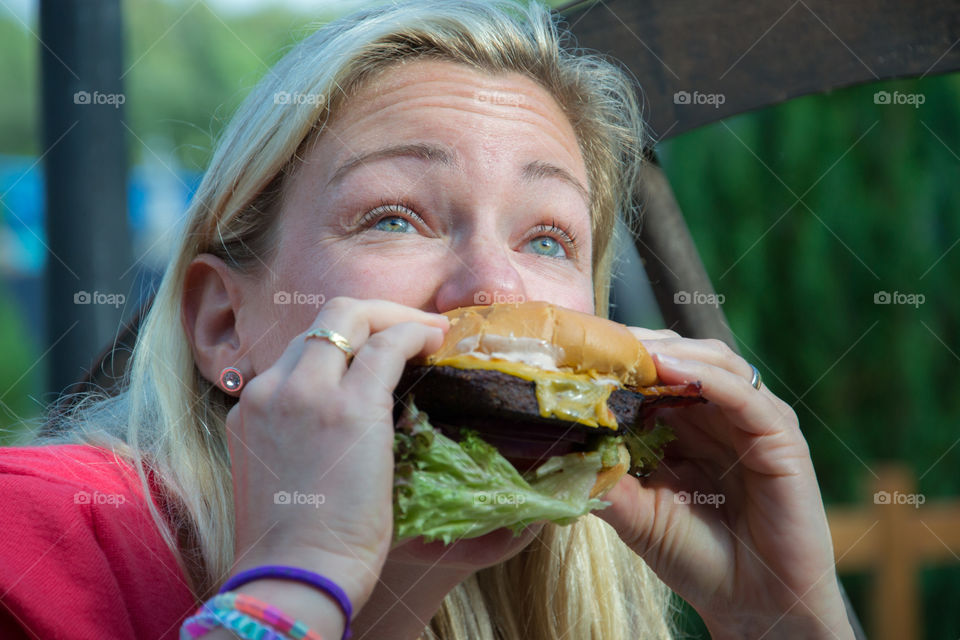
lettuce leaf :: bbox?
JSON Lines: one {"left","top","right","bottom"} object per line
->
{"left": 392, "top": 400, "right": 673, "bottom": 544}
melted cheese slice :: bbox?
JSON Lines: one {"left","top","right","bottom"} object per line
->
{"left": 430, "top": 354, "right": 620, "bottom": 430}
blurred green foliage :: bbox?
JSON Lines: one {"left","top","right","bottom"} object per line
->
{"left": 0, "top": 0, "right": 958, "bottom": 637}
{"left": 0, "top": 284, "right": 41, "bottom": 445}
{"left": 0, "top": 16, "right": 37, "bottom": 155}
{"left": 658, "top": 74, "right": 960, "bottom": 639}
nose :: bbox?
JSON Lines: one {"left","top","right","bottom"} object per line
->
{"left": 432, "top": 239, "right": 526, "bottom": 313}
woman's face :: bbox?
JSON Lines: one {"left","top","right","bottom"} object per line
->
{"left": 244, "top": 59, "right": 595, "bottom": 367}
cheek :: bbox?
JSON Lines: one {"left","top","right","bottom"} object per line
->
{"left": 285, "top": 248, "right": 444, "bottom": 308}
{"left": 528, "top": 277, "right": 594, "bottom": 314}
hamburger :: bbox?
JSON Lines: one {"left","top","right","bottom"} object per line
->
{"left": 391, "top": 301, "right": 704, "bottom": 544}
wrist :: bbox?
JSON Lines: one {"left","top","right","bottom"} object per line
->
{"left": 704, "top": 608, "right": 854, "bottom": 640}
{"left": 231, "top": 547, "right": 382, "bottom": 610}
{"left": 222, "top": 549, "right": 383, "bottom": 637}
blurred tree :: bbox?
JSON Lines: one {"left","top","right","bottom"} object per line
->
{"left": 122, "top": 0, "right": 337, "bottom": 170}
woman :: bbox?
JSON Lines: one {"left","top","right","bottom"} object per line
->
{"left": 1, "top": 1, "right": 854, "bottom": 638}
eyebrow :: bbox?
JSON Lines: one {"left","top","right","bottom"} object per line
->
{"left": 520, "top": 159, "right": 590, "bottom": 205}
{"left": 326, "top": 142, "right": 590, "bottom": 204}
{"left": 326, "top": 143, "right": 458, "bottom": 189}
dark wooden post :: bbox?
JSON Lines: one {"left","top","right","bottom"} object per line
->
{"left": 40, "top": 0, "right": 133, "bottom": 396}
{"left": 633, "top": 155, "right": 737, "bottom": 347}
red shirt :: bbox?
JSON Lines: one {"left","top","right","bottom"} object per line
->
{"left": 0, "top": 444, "right": 199, "bottom": 639}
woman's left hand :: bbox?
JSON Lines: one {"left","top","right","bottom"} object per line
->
{"left": 593, "top": 329, "right": 854, "bottom": 639}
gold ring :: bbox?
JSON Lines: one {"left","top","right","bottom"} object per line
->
{"left": 305, "top": 328, "right": 355, "bottom": 359}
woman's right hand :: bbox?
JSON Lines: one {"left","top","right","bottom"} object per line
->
{"left": 222, "top": 297, "right": 449, "bottom": 610}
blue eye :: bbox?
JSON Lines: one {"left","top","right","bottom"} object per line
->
{"left": 525, "top": 221, "right": 577, "bottom": 260}
{"left": 528, "top": 235, "right": 565, "bottom": 258}
{"left": 374, "top": 216, "right": 414, "bottom": 233}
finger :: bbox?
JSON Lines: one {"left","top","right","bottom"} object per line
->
{"left": 640, "top": 337, "right": 755, "bottom": 383}
{"left": 642, "top": 339, "right": 797, "bottom": 431}
{"left": 592, "top": 474, "right": 654, "bottom": 549}
{"left": 285, "top": 298, "right": 449, "bottom": 386}
{"left": 652, "top": 353, "right": 790, "bottom": 437}
{"left": 341, "top": 322, "right": 446, "bottom": 402}
{"left": 628, "top": 327, "right": 681, "bottom": 341}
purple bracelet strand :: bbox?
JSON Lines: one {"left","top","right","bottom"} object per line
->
{"left": 219, "top": 565, "right": 353, "bottom": 640}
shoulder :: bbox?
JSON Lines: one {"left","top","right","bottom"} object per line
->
{"left": 0, "top": 442, "right": 134, "bottom": 495}
{"left": 0, "top": 443, "right": 152, "bottom": 533}
{"left": 0, "top": 443, "right": 197, "bottom": 639}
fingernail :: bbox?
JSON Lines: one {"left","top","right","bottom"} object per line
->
{"left": 427, "top": 313, "right": 450, "bottom": 326}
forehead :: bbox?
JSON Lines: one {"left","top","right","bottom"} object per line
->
{"left": 310, "top": 59, "right": 589, "bottom": 190}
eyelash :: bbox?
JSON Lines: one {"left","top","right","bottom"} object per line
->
{"left": 356, "top": 198, "right": 426, "bottom": 229}
{"left": 356, "top": 198, "right": 579, "bottom": 259}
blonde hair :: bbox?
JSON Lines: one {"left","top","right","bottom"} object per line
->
{"left": 34, "top": 1, "right": 676, "bottom": 637}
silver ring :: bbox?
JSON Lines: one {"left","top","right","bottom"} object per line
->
{"left": 748, "top": 363, "right": 762, "bottom": 390}
{"left": 305, "top": 328, "right": 355, "bottom": 359}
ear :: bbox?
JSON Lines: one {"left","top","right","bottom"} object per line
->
{"left": 181, "top": 254, "right": 253, "bottom": 394}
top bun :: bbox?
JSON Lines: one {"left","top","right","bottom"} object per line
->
{"left": 424, "top": 301, "right": 658, "bottom": 388}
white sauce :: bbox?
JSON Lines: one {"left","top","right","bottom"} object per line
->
{"left": 453, "top": 334, "right": 564, "bottom": 370}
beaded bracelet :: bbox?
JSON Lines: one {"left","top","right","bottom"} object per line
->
{"left": 181, "top": 592, "right": 324, "bottom": 640}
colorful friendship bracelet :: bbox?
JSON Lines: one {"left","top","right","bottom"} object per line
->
{"left": 180, "top": 592, "right": 324, "bottom": 640}
{"left": 182, "top": 607, "right": 290, "bottom": 640}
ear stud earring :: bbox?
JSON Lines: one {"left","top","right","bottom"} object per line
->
{"left": 219, "top": 367, "right": 244, "bottom": 393}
